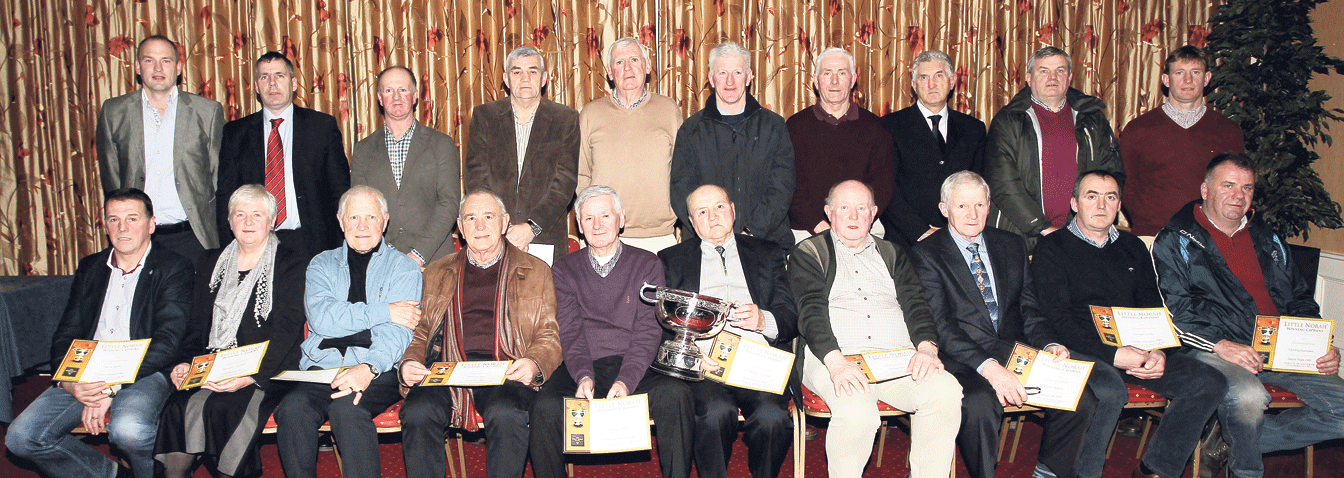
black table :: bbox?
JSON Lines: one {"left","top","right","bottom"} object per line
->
{"left": 0, "top": 275, "right": 73, "bottom": 422}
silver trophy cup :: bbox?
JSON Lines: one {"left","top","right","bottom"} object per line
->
{"left": 639, "top": 283, "right": 734, "bottom": 381}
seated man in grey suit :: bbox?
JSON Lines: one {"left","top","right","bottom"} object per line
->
{"left": 352, "top": 66, "right": 461, "bottom": 266}
{"left": 97, "top": 35, "right": 225, "bottom": 261}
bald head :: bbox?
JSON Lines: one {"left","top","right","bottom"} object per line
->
{"left": 686, "top": 185, "right": 736, "bottom": 246}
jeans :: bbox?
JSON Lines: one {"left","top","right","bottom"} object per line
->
{"left": 6, "top": 373, "right": 172, "bottom": 478}
{"left": 1095, "top": 351, "right": 1226, "bottom": 477}
{"left": 1194, "top": 350, "right": 1344, "bottom": 478}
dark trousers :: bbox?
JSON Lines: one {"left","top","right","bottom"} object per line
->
{"left": 530, "top": 358, "right": 694, "bottom": 478}
{"left": 152, "top": 227, "right": 206, "bottom": 264}
{"left": 400, "top": 379, "right": 536, "bottom": 478}
{"left": 274, "top": 372, "right": 402, "bottom": 478}
{"left": 952, "top": 368, "right": 1094, "bottom": 478}
{"left": 688, "top": 379, "right": 792, "bottom": 478}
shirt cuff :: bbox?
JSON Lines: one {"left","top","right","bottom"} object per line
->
{"left": 760, "top": 310, "right": 778, "bottom": 340}
{"left": 976, "top": 358, "right": 999, "bottom": 375}
{"left": 409, "top": 249, "right": 425, "bottom": 264}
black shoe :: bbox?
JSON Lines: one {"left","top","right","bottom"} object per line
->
{"left": 115, "top": 465, "right": 134, "bottom": 478}
{"left": 1197, "top": 417, "right": 1229, "bottom": 478}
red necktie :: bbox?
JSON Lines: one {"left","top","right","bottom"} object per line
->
{"left": 265, "top": 118, "right": 287, "bottom": 226}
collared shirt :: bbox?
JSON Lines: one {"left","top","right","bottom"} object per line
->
{"left": 611, "top": 88, "right": 649, "bottom": 110}
{"left": 141, "top": 87, "right": 187, "bottom": 224}
{"left": 695, "top": 237, "right": 778, "bottom": 349}
{"left": 467, "top": 247, "right": 505, "bottom": 269}
{"left": 827, "top": 231, "right": 911, "bottom": 354}
{"left": 949, "top": 231, "right": 998, "bottom": 305}
{"left": 588, "top": 242, "right": 623, "bottom": 278}
{"left": 262, "top": 105, "right": 302, "bottom": 230}
{"left": 915, "top": 101, "right": 950, "bottom": 141}
{"left": 1161, "top": 100, "right": 1207, "bottom": 130}
{"left": 513, "top": 107, "right": 539, "bottom": 181}
{"left": 95, "top": 244, "right": 151, "bottom": 342}
{"left": 810, "top": 101, "right": 860, "bottom": 126}
{"left": 1067, "top": 219, "right": 1121, "bottom": 248}
{"left": 1030, "top": 95, "right": 1069, "bottom": 114}
{"left": 384, "top": 122, "right": 417, "bottom": 187}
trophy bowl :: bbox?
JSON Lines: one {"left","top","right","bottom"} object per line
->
{"left": 639, "top": 283, "right": 735, "bottom": 381}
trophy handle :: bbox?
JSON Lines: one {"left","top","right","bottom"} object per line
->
{"left": 639, "top": 282, "right": 660, "bottom": 304}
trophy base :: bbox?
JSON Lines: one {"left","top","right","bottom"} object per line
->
{"left": 651, "top": 344, "right": 705, "bottom": 382}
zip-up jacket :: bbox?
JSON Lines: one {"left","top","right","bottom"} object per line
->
{"left": 302, "top": 240, "right": 423, "bottom": 373}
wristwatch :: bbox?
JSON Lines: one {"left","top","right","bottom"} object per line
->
{"left": 526, "top": 219, "right": 544, "bottom": 237}
{"left": 363, "top": 363, "right": 378, "bottom": 376}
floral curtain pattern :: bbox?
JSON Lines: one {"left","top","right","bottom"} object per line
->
{"left": 0, "top": 0, "right": 1220, "bottom": 275}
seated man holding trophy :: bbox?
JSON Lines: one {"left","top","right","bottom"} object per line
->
{"left": 657, "top": 184, "right": 798, "bottom": 478}
{"left": 396, "top": 190, "right": 562, "bottom": 478}
{"left": 530, "top": 185, "right": 694, "bottom": 478}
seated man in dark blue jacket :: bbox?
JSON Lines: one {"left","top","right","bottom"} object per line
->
{"left": 1153, "top": 153, "right": 1344, "bottom": 478}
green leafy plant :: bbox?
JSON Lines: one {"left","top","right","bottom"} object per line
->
{"left": 1205, "top": 0, "right": 1344, "bottom": 239}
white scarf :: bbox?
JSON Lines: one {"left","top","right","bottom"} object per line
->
{"left": 207, "top": 234, "right": 279, "bottom": 350}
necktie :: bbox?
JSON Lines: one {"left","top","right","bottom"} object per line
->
{"left": 929, "top": 114, "right": 947, "bottom": 150}
{"left": 714, "top": 246, "right": 727, "bottom": 274}
{"left": 968, "top": 243, "right": 999, "bottom": 329}
{"left": 265, "top": 118, "right": 287, "bottom": 226}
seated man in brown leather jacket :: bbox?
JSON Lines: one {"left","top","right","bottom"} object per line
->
{"left": 396, "top": 189, "right": 562, "bottom": 478}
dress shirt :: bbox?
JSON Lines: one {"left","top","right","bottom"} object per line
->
{"left": 694, "top": 237, "right": 778, "bottom": 350}
{"left": 588, "top": 242, "right": 622, "bottom": 278}
{"left": 949, "top": 231, "right": 998, "bottom": 305}
{"left": 94, "top": 244, "right": 151, "bottom": 342}
{"left": 1161, "top": 100, "right": 1208, "bottom": 130}
{"left": 1066, "top": 219, "right": 1120, "bottom": 248}
{"left": 827, "top": 231, "right": 910, "bottom": 354}
{"left": 611, "top": 88, "right": 649, "bottom": 110}
{"left": 915, "top": 101, "right": 950, "bottom": 141}
{"left": 141, "top": 87, "right": 187, "bottom": 224}
{"left": 513, "top": 107, "right": 538, "bottom": 180}
{"left": 384, "top": 122, "right": 417, "bottom": 187}
{"left": 262, "top": 105, "right": 301, "bottom": 230}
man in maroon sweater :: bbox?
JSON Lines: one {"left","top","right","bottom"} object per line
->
{"left": 786, "top": 47, "right": 895, "bottom": 244}
{"left": 1119, "top": 46, "right": 1244, "bottom": 236}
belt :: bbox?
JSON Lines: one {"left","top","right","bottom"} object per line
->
{"left": 154, "top": 221, "right": 193, "bottom": 235}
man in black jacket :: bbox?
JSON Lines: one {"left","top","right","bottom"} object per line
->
{"left": 1153, "top": 153, "right": 1344, "bottom": 478}
{"left": 8, "top": 188, "right": 193, "bottom": 478}
{"left": 658, "top": 184, "right": 798, "bottom": 478}
{"left": 670, "top": 42, "right": 795, "bottom": 251}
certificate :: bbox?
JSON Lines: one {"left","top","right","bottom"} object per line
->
{"left": 180, "top": 342, "right": 269, "bottom": 389}
{"left": 1007, "top": 343, "right": 1094, "bottom": 411}
{"left": 564, "top": 395, "right": 652, "bottom": 454}
{"left": 704, "top": 332, "right": 793, "bottom": 394}
{"left": 271, "top": 367, "right": 350, "bottom": 383}
{"left": 418, "top": 361, "right": 511, "bottom": 386}
{"left": 528, "top": 244, "right": 556, "bottom": 266}
{"left": 1089, "top": 305, "right": 1181, "bottom": 350}
{"left": 845, "top": 348, "right": 915, "bottom": 383}
{"left": 53, "top": 339, "right": 152, "bottom": 385}
{"left": 1253, "top": 315, "right": 1335, "bottom": 374}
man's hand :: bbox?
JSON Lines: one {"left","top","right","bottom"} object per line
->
{"left": 1113, "top": 346, "right": 1150, "bottom": 371}
{"left": 918, "top": 226, "right": 940, "bottom": 241}
{"left": 823, "top": 350, "right": 870, "bottom": 396}
{"left": 506, "top": 358, "right": 540, "bottom": 385}
{"left": 701, "top": 354, "right": 722, "bottom": 373}
{"left": 730, "top": 303, "right": 766, "bottom": 332}
{"left": 1127, "top": 349, "right": 1166, "bottom": 380}
{"left": 1043, "top": 344, "right": 1071, "bottom": 361}
{"left": 1214, "top": 340, "right": 1263, "bottom": 374}
{"left": 399, "top": 360, "right": 430, "bottom": 387}
{"left": 981, "top": 361, "right": 1028, "bottom": 407}
{"left": 170, "top": 363, "right": 190, "bottom": 389}
{"left": 908, "top": 341, "right": 945, "bottom": 383}
{"left": 388, "top": 300, "right": 422, "bottom": 329}
{"left": 203, "top": 376, "right": 256, "bottom": 393}
{"left": 812, "top": 220, "right": 831, "bottom": 234}
{"left": 81, "top": 399, "right": 110, "bottom": 435}
{"left": 406, "top": 252, "right": 425, "bottom": 267}
{"left": 1040, "top": 226, "right": 1061, "bottom": 236}
{"left": 606, "top": 381, "right": 629, "bottom": 399}
{"left": 505, "top": 225, "right": 535, "bottom": 252}
{"left": 1318, "top": 347, "right": 1341, "bottom": 375}
{"left": 64, "top": 381, "right": 113, "bottom": 407}
{"left": 330, "top": 365, "right": 376, "bottom": 405}
{"left": 576, "top": 376, "right": 596, "bottom": 400}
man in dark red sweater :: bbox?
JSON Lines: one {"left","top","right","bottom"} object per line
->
{"left": 786, "top": 47, "right": 895, "bottom": 244}
{"left": 1119, "top": 46, "right": 1244, "bottom": 236}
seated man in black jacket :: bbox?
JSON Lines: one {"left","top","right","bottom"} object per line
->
{"left": 8, "top": 188, "right": 193, "bottom": 478}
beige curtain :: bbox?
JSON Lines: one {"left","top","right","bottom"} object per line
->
{"left": 0, "top": 0, "right": 1222, "bottom": 275}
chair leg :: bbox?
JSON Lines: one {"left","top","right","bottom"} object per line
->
{"left": 1107, "top": 424, "right": 1119, "bottom": 459}
{"left": 1191, "top": 440, "right": 1202, "bottom": 476}
{"left": 1135, "top": 415, "right": 1154, "bottom": 459}
{"left": 567, "top": 463, "right": 574, "bottom": 477}
{"left": 1009, "top": 415, "right": 1026, "bottom": 463}
{"left": 998, "top": 416, "right": 1011, "bottom": 461}
{"left": 332, "top": 439, "right": 343, "bottom": 475}
{"left": 445, "top": 436, "right": 458, "bottom": 478}
{"left": 456, "top": 435, "right": 467, "bottom": 478}
{"left": 793, "top": 409, "right": 805, "bottom": 478}
{"left": 876, "top": 425, "right": 888, "bottom": 467}
{"left": 1306, "top": 444, "right": 1314, "bottom": 478}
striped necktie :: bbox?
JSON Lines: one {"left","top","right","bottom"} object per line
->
{"left": 265, "top": 118, "right": 287, "bottom": 226}
{"left": 968, "top": 243, "right": 999, "bottom": 329}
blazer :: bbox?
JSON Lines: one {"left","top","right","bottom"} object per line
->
{"left": 910, "top": 227, "right": 1049, "bottom": 373}
{"left": 878, "top": 105, "right": 986, "bottom": 246}
{"left": 50, "top": 244, "right": 194, "bottom": 380}
{"left": 657, "top": 234, "right": 799, "bottom": 350}
{"left": 463, "top": 98, "right": 579, "bottom": 263}
{"left": 97, "top": 89, "right": 225, "bottom": 249}
{"left": 217, "top": 106, "right": 350, "bottom": 258}
{"left": 352, "top": 121, "right": 462, "bottom": 263}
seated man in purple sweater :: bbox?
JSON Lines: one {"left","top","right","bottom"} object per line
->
{"left": 530, "top": 185, "right": 694, "bottom": 478}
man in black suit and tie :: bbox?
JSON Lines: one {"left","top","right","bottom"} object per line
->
{"left": 218, "top": 51, "right": 350, "bottom": 258}
{"left": 657, "top": 184, "right": 797, "bottom": 478}
{"left": 911, "top": 172, "right": 1093, "bottom": 478}
{"left": 881, "top": 49, "right": 987, "bottom": 247}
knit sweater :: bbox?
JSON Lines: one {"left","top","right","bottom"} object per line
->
{"left": 1029, "top": 228, "right": 1164, "bottom": 364}
{"left": 1119, "top": 107, "right": 1244, "bottom": 236}
{"left": 552, "top": 245, "right": 666, "bottom": 389}
{"left": 577, "top": 93, "right": 683, "bottom": 238}
{"left": 786, "top": 104, "right": 896, "bottom": 230}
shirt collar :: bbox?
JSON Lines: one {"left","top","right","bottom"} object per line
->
{"left": 1160, "top": 100, "right": 1207, "bottom": 129}
{"left": 467, "top": 246, "right": 505, "bottom": 269}
{"left": 1197, "top": 203, "right": 1250, "bottom": 236}
{"left": 915, "top": 101, "right": 949, "bottom": 120}
{"left": 1067, "top": 218, "right": 1120, "bottom": 248}
{"left": 106, "top": 243, "right": 151, "bottom": 276}
{"left": 263, "top": 104, "right": 295, "bottom": 123}
{"left": 587, "top": 242, "right": 624, "bottom": 276}
{"left": 811, "top": 102, "right": 859, "bottom": 125}
{"left": 384, "top": 121, "right": 417, "bottom": 142}
{"left": 1030, "top": 95, "right": 1069, "bottom": 113}
{"left": 140, "top": 87, "right": 180, "bottom": 109}
{"left": 611, "top": 88, "right": 649, "bottom": 110}
{"left": 700, "top": 235, "right": 737, "bottom": 256}
{"left": 829, "top": 229, "right": 874, "bottom": 255}
{"left": 948, "top": 230, "right": 985, "bottom": 255}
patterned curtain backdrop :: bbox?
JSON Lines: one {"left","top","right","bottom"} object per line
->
{"left": 0, "top": 0, "right": 1221, "bottom": 275}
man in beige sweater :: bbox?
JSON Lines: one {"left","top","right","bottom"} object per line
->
{"left": 577, "top": 37, "right": 683, "bottom": 252}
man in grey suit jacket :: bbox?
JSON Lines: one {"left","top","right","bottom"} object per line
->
{"left": 351, "top": 66, "right": 460, "bottom": 265}
{"left": 97, "top": 35, "right": 224, "bottom": 260}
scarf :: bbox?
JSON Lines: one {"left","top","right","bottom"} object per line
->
{"left": 207, "top": 233, "right": 280, "bottom": 350}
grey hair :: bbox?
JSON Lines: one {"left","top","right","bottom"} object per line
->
{"left": 505, "top": 46, "right": 546, "bottom": 72}
{"left": 607, "top": 37, "right": 650, "bottom": 72}
{"left": 708, "top": 42, "right": 751, "bottom": 73}
{"left": 911, "top": 49, "right": 954, "bottom": 82}
{"left": 338, "top": 185, "right": 389, "bottom": 218}
{"left": 813, "top": 47, "right": 855, "bottom": 77}
{"left": 824, "top": 180, "right": 876, "bottom": 207}
{"left": 459, "top": 188, "right": 509, "bottom": 217}
{"left": 939, "top": 171, "right": 991, "bottom": 204}
{"left": 1027, "top": 46, "right": 1071, "bottom": 74}
{"left": 576, "top": 185, "right": 623, "bottom": 214}
{"left": 227, "top": 184, "right": 279, "bottom": 225}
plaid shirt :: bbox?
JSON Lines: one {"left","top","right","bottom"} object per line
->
{"left": 1161, "top": 100, "right": 1207, "bottom": 129}
{"left": 384, "top": 122, "right": 417, "bottom": 187}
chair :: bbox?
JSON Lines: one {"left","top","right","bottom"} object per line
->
{"left": 1106, "top": 383, "right": 1169, "bottom": 459}
{"left": 1190, "top": 384, "right": 1314, "bottom": 478}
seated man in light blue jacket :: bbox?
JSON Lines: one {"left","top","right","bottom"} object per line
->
{"left": 275, "top": 185, "right": 423, "bottom": 478}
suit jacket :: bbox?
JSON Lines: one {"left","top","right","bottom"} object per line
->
{"left": 97, "top": 89, "right": 225, "bottom": 249}
{"left": 217, "top": 106, "right": 350, "bottom": 257}
{"left": 463, "top": 98, "right": 579, "bottom": 263}
{"left": 879, "top": 105, "right": 986, "bottom": 246}
{"left": 352, "top": 121, "right": 461, "bottom": 263}
{"left": 910, "top": 227, "right": 1048, "bottom": 373}
{"left": 50, "top": 244, "right": 194, "bottom": 380}
{"left": 657, "top": 234, "right": 799, "bottom": 350}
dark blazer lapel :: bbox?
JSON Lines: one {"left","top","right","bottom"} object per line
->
{"left": 128, "top": 248, "right": 158, "bottom": 339}
{"left": 82, "top": 251, "right": 115, "bottom": 337}
{"left": 984, "top": 232, "right": 1017, "bottom": 300}
{"left": 519, "top": 100, "right": 558, "bottom": 205}
{"left": 940, "top": 231, "right": 992, "bottom": 321}
{"left": 675, "top": 238, "right": 703, "bottom": 292}
{"left": 243, "top": 113, "right": 267, "bottom": 180}
{"left": 737, "top": 237, "right": 767, "bottom": 305}
{"left": 498, "top": 102, "right": 521, "bottom": 190}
